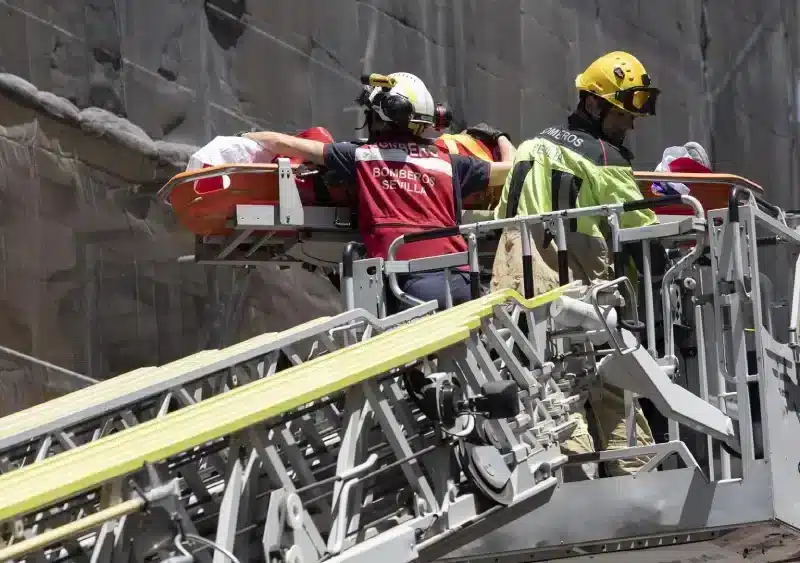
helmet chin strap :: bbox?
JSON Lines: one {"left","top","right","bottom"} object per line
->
{"left": 355, "top": 112, "right": 369, "bottom": 134}
{"left": 363, "top": 112, "right": 394, "bottom": 141}
{"left": 579, "top": 95, "right": 622, "bottom": 145}
{"left": 361, "top": 110, "right": 383, "bottom": 140}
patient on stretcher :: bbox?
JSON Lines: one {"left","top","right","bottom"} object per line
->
{"left": 165, "top": 127, "right": 501, "bottom": 237}
{"left": 164, "top": 126, "right": 510, "bottom": 314}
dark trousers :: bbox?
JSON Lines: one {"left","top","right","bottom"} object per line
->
{"left": 387, "top": 270, "right": 473, "bottom": 314}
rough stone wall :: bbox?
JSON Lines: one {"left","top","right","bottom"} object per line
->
{"left": 0, "top": 0, "right": 797, "bottom": 413}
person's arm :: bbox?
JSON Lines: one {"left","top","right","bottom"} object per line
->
{"left": 451, "top": 155, "right": 489, "bottom": 201}
{"left": 594, "top": 166, "right": 668, "bottom": 276}
{"left": 451, "top": 155, "right": 513, "bottom": 201}
{"left": 243, "top": 131, "right": 326, "bottom": 165}
{"left": 488, "top": 161, "right": 512, "bottom": 186}
{"left": 496, "top": 135, "right": 516, "bottom": 162}
{"left": 594, "top": 166, "right": 658, "bottom": 229}
{"left": 245, "top": 131, "right": 359, "bottom": 183}
{"left": 464, "top": 122, "right": 516, "bottom": 163}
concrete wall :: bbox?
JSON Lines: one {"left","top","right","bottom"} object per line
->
{"left": 0, "top": 0, "right": 796, "bottom": 412}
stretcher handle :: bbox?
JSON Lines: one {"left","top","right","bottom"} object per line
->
{"left": 622, "top": 194, "right": 683, "bottom": 212}
{"left": 728, "top": 185, "right": 781, "bottom": 223}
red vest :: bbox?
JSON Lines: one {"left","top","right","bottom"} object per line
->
{"left": 353, "top": 135, "right": 467, "bottom": 262}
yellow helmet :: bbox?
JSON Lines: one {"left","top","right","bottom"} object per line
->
{"left": 575, "top": 51, "right": 660, "bottom": 117}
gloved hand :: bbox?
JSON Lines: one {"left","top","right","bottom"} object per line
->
{"left": 465, "top": 122, "right": 510, "bottom": 145}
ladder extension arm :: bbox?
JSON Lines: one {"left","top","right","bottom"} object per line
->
{"left": 0, "top": 303, "right": 438, "bottom": 473}
{"left": 0, "top": 287, "right": 574, "bottom": 563}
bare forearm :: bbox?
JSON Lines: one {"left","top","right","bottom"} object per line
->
{"left": 488, "top": 161, "right": 512, "bottom": 186}
{"left": 243, "top": 131, "right": 326, "bottom": 165}
{"left": 497, "top": 136, "right": 516, "bottom": 162}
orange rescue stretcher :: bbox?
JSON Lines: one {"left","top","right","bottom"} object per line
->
{"left": 634, "top": 171, "right": 765, "bottom": 220}
{"left": 157, "top": 128, "right": 501, "bottom": 238}
{"left": 157, "top": 127, "right": 765, "bottom": 239}
{"left": 633, "top": 150, "right": 765, "bottom": 217}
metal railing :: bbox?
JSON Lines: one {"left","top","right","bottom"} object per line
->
{"left": 385, "top": 193, "right": 704, "bottom": 310}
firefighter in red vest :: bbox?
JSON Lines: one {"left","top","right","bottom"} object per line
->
{"left": 244, "top": 72, "right": 512, "bottom": 311}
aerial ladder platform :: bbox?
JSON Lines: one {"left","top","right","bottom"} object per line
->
{"left": 0, "top": 160, "right": 799, "bottom": 563}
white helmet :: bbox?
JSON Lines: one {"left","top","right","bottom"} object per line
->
{"left": 364, "top": 72, "right": 436, "bottom": 130}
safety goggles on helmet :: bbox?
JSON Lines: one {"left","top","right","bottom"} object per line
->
{"left": 611, "top": 86, "right": 660, "bottom": 116}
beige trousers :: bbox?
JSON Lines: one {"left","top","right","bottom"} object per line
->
{"left": 490, "top": 227, "right": 654, "bottom": 478}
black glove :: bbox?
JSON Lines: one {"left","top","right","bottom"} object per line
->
{"left": 465, "top": 122, "right": 510, "bottom": 145}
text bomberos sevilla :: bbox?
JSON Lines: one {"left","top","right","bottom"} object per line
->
{"left": 368, "top": 142, "right": 442, "bottom": 196}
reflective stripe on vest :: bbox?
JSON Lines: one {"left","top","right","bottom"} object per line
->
{"left": 437, "top": 134, "right": 494, "bottom": 162}
{"left": 442, "top": 137, "right": 460, "bottom": 155}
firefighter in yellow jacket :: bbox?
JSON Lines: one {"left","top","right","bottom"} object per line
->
{"left": 491, "top": 51, "right": 667, "bottom": 479}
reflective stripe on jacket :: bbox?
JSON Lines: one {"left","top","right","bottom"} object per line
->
{"left": 493, "top": 121, "right": 656, "bottom": 239}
